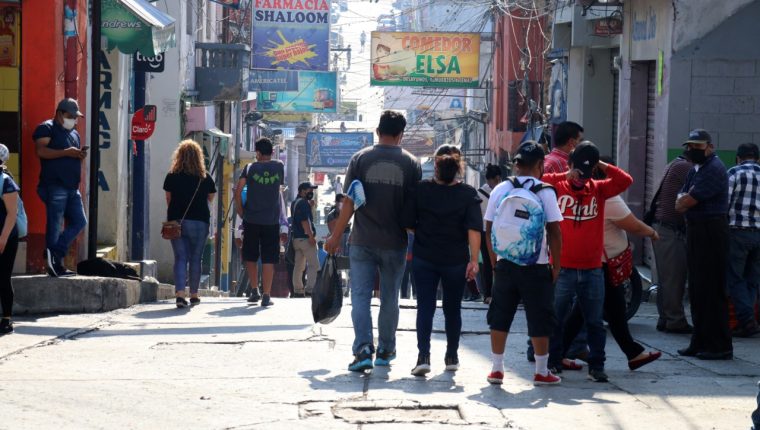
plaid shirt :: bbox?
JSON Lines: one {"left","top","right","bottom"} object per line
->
{"left": 728, "top": 161, "right": 760, "bottom": 228}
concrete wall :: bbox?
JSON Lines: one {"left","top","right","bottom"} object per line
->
{"left": 672, "top": 0, "right": 756, "bottom": 51}
{"left": 669, "top": 0, "right": 760, "bottom": 155}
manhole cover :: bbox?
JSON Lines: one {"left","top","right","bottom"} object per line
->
{"left": 332, "top": 400, "right": 464, "bottom": 425}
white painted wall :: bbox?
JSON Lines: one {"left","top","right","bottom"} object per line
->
{"left": 672, "top": 0, "right": 755, "bottom": 51}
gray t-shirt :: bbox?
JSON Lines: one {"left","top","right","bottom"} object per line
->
{"left": 344, "top": 144, "right": 421, "bottom": 250}
{"left": 240, "top": 160, "right": 284, "bottom": 225}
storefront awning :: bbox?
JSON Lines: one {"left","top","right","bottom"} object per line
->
{"left": 102, "top": 0, "right": 176, "bottom": 57}
{"left": 203, "top": 128, "right": 233, "bottom": 159}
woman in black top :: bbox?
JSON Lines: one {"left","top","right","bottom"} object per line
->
{"left": 0, "top": 144, "right": 19, "bottom": 335}
{"left": 163, "top": 140, "right": 216, "bottom": 308}
{"left": 404, "top": 145, "right": 482, "bottom": 376}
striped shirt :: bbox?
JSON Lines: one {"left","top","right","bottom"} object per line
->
{"left": 543, "top": 148, "right": 570, "bottom": 174}
{"left": 654, "top": 156, "right": 692, "bottom": 226}
{"left": 728, "top": 161, "right": 760, "bottom": 228}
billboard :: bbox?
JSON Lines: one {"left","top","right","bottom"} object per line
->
{"left": 370, "top": 32, "right": 480, "bottom": 88}
{"left": 256, "top": 71, "right": 337, "bottom": 113}
{"left": 252, "top": 0, "right": 330, "bottom": 70}
{"left": 401, "top": 131, "right": 437, "bottom": 157}
{"left": 249, "top": 69, "right": 299, "bottom": 92}
{"left": 306, "top": 132, "right": 373, "bottom": 167}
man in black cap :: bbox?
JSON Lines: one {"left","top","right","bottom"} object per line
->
{"left": 542, "top": 141, "right": 633, "bottom": 382}
{"left": 484, "top": 141, "right": 564, "bottom": 386}
{"left": 33, "top": 98, "right": 87, "bottom": 277}
{"left": 291, "top": 181, "right": 320, "bottom": 298}
{"left": 726, "top": 142, "right": 760, "bottom": 338}
{"left": 676, "top": 129, "right": 733, "bottom": 359}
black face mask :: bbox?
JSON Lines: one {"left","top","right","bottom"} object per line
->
{"left": 305, "top": 192, "right": 314, "bottom": 200}
{"left": 687, "top": 148, "right": 707, "bottom": 164}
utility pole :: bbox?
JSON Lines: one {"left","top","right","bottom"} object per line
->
{"left": 87, "top": 0, "right": 102, "bottom": 259}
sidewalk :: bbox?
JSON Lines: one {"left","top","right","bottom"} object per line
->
{"left": 0, "top": 298, "right": 757, "bottom": 429}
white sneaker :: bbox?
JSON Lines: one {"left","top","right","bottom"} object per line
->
{"left": 411, "top": 355, "right": 431, "bottom": 376}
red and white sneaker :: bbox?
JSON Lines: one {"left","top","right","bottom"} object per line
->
{"left": 534, "top": 371, "right": 562, "bottom": 385}
{"left": 487, "top": 371, "right": 504, "bottom": 385}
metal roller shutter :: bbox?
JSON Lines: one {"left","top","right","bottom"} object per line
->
{"left": 611, "top": 49, "right": 620, "bottom": 163}
{"left": 643, "top": 61, "right": 657, "bottom": 267}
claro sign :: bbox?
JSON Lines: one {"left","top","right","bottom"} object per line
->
{"left": 131, "top": 106, "right": 156, "bottom": 140}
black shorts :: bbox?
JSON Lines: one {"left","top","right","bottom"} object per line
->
{"left": 487, "top": 259, "right": 557, "bottom": 337}
{"left": 242, "top": 223, "right": 280, "bottom": 264}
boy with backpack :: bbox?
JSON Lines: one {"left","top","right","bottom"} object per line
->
{"left": 484, "top": 141, "right": 564, "bottom": 385}
{"left": 542, "top": 141, "right": 633, "bottom": 382}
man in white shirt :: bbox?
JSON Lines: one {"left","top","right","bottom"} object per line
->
{"left": 483, "top": 141, "right": 563, "bottom": 386}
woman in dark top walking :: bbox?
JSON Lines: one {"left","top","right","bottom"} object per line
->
{"left": 0, "top": 144, "right": 19, "bottom": 335}
{"left": 163, "top": 140, "right": 216, "bottom": 308}
{"left": 404, "top": 145, "right": 483, "bottom": 376}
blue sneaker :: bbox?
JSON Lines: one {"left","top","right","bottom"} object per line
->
{"left": 348, "top": 347, "right": 374, "bottom": 372}
{"left": 374, "top": 349, "right": 396, "bottom": 367}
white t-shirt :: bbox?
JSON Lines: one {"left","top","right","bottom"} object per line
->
{"left": 603, "top": 195, "right": 631, "bottom": 261}
{"left": 484, "top": 176, "right": 563, "bottom": 264}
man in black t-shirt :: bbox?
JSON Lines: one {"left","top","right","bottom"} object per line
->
{"left": 291, "top": 182, "right": 319, "bottom": 297}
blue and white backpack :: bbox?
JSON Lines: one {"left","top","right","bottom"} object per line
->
{"left": 491, "top": 177, "right": 553, "bottom": 266}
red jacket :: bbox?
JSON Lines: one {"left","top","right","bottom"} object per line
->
{"left": 542, "top": 165, "right": 633, "bottom": 269}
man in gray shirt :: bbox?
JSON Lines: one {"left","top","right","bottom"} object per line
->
{"left": 326, "top": 111, "right": 421, "bottom": 372}
{"left": 235, "top": 137, "right": 285, "bottom": 307}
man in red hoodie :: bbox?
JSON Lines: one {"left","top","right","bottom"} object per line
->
{"left": 542, "top": 142, "right": 633, "bottom": 382}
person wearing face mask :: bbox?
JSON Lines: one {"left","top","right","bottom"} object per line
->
{"left": 675, "top": 129, "right": 733, "bottom": 360}
{"left": 33, "top": 98, "right": 88, "bottom": 277}
{"left": 544, "top": 121, "right": 584, "bottom": 174}
{"left": 291, "top": 182, "right": 320, "bottom": 298}
{"left": 541, "top": 141, "right": 633, "bottom": 382}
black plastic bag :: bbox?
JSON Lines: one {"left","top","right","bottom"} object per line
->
{"left": 311, "top": 255, "right": 343, "bottom": 324}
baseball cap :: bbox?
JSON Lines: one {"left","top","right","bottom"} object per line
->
{"left": 570, "top": 141, "right": 600, "bottom": 179}
{"left": 683, "top": 129, "right": 711, "bottom": 146}
{"left": 513, "top": 140, "right": 545, "bottom": 165}
{"left": 298, "top": 182, "right": 318, "bottom": 192}
{"left": 0, "top": 144, "right": 8, "bottom": 164}
{"left": 56, "top": 98, "right": 84, "bottom": 117}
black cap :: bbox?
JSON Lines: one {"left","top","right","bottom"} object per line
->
{"left": 737, "top": 142, "right": 760, "bottom": 160}
{"left": 298, "top": 182, "right": 318, "bottom": 191}
{"left": 56, "top": 98, "right": 84, "bottom": 117}
{"left": 683, "top": 129, "right": 712, "bottom": 146}
{"left": 570, "top": 141, "right": 600, "bottom": 179}
{"left": 513, "top": 141, "right": 545, "bottom": 165}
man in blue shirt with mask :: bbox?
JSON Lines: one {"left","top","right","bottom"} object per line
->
{"left": 33, "top": 98, "right": 88, "bottom": 277}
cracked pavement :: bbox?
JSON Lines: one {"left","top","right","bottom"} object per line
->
{"left": 0, "top": 297, "right": 757, "bottom": 429}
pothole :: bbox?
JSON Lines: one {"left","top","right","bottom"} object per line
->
{"left": 332, "top": 400, "right": 464, "bottom": 425}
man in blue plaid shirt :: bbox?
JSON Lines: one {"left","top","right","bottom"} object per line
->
{"left": 727, "top": 143, "right": 760, "bottom": 338}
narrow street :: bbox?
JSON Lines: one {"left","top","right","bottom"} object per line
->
{"left": 1, "top": 298, "right": 756, "bottom": 429}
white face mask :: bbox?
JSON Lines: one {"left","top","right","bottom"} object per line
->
{"left": 62, "top": 118, "right": 77, "bottom": 130}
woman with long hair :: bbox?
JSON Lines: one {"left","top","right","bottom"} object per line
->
{"left": 0, "top": 144, "right": 19, "bottom": 335}
{"left": 404, "top": 145, "right": 482, "bottom": 376}
{"left": 163, "top": 140, "right": 216, "bottom": 308}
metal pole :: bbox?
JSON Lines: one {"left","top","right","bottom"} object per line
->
{"left": 214, "top": 103, "right": 225, "bottom": 289}
{"left": 131, "top": 69, "right": 146, "bottom": 260}
{"left": 87, "top": 0, "right": 101, "bottom": 259}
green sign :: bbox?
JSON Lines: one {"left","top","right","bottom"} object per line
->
{"left": 101, "top": 0, "right": 175, "bottom": 57}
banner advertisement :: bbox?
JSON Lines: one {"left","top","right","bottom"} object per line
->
{"left": 306, "top": 132, "right": 373, "bottom": 167}
{"left": 249, "top": 69, "right": 299, "bottom": 92}
{"left": 401, "top": 131, "right": 437, "bottom": 157}
{"left": 370, "top": 32, "right": 480, "bottom": 88}
{"left": 252, "top": 0, "right": 330, "bottom": 70}
{"left": 256, "top": 71, "right": 337, "bottom": 113}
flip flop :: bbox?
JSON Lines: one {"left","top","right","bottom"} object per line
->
{"left": 628, "top": 351, "right": 662, "bottom": 371}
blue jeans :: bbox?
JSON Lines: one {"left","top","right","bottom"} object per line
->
{"left": 37, "top": 185, "right": 87, "bottom": 258}
{"left": 727, "top": 229, "right": 760, "bottom": 326}
{"left": 413, "top": 257, "right": 466, "bottom": 357}
{"left": 349, "top": 245, "right": 406, "bottom": 355}
{"left": 170, "top": 220, "right": 208, "bottom": 294}
{"left": 550, "top": 268, "right": 606, "bottom": 371}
